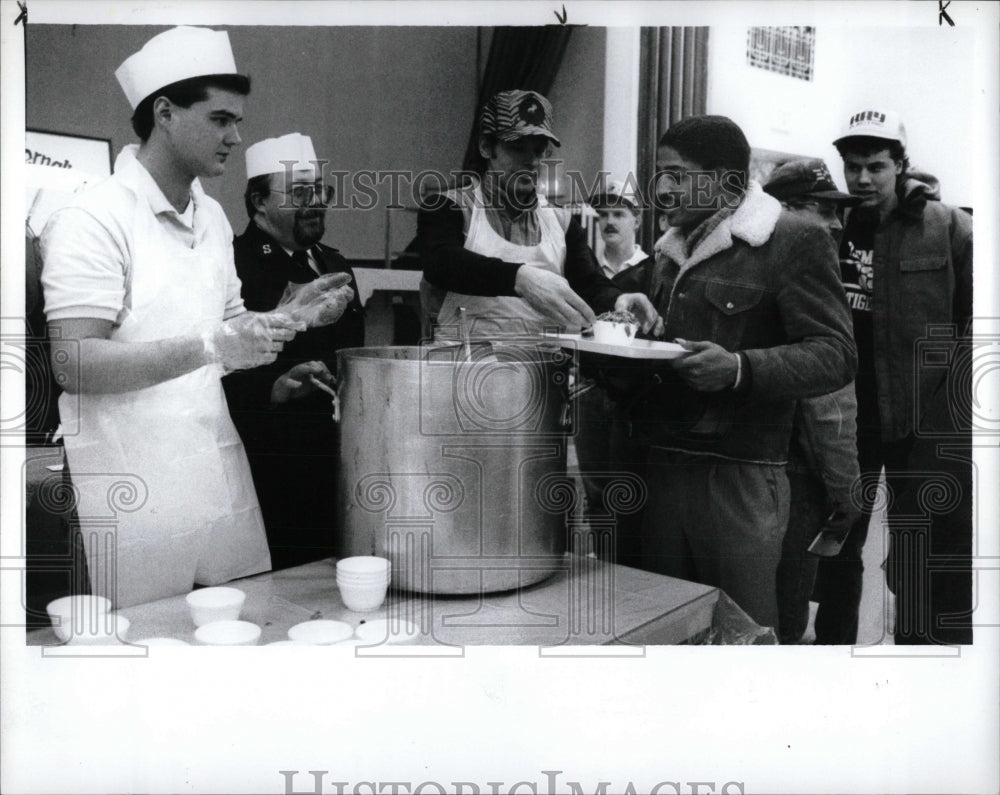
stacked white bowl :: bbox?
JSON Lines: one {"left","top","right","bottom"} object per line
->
{"left": 336, "top": 556, "right": 391, "bottom": 611}
{"left": 46, "top": 595, "right": 130, "bottom": 645}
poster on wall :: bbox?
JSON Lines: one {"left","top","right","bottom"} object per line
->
{"left": 24, "top": 130, "right": 111, "bottom": 236}
{"left": 25, "top": 129, "right": 111, "bottom": 177}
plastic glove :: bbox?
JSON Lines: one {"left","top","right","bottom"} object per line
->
{"left": 270, "top": 360, "right": 335, "bottom": 405}
{"left": 202, "top": 311, "right": 302, "bottom": 375}
{"left": 513, "top": 266, "right": 595, "bottom": 329}
{"left": 276, "top": 272, "right": 354, "bottom": 328}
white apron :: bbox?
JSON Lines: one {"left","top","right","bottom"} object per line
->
{"left": 60, "top": 188, "right": 270, "bottom": 608}
{"left": 437, "top": 186, "right": 568, "bottom": 337}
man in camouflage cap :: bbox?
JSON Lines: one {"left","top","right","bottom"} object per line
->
{"left": 764, "top": 158, "right": 862, "bottom": 643}
{"left": 418, "top": 89, "right": 659, "bottom": 338}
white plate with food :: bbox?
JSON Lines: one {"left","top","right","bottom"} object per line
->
{"left": 544, "top": 333, "right": 690, "bottom": 360}
{"left": 543, "top": 310, "right": 689, "bottom": 360}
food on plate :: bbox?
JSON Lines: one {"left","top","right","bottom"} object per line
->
{"left": 594, "top": 309, "right": 639, "bottom": 325}
{"left": 591, "top": 310, "right": 639, "bottom": 345}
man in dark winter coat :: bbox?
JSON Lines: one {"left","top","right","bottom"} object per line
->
{"left": 827, "top": 109, "right": 973, "bottom": 645}
{"left": 618, "top": 116, "right": 857, "bottom": 629}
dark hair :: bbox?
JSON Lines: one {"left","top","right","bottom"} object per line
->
{"left": 658, "top": 115, "right": 751, "bottom": 191}
{"left": 834, "top": 136, "right": 910, "bottom": 171}
{"left": 130, "top": 73, "right": 251, "bottom": 141}
{"left": 244, "top": 173, "right": 272, "bottom": 219}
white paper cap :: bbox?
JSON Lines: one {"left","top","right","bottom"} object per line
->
{"left": 115, "top": 27, "right": 239, "bottom": 110}
{"left": 245, "top": 133, "right": 321, "bottom": 180}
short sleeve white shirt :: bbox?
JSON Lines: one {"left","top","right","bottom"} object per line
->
{"left": 40, "top": 145, "right": 245, "bottom": 325}
{"left": 595, "top": 242, "right": 649, "bottom": 279}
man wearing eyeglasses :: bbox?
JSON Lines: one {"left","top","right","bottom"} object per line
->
{"left": 223, "top": 132, "right": 364, "bottom": 569}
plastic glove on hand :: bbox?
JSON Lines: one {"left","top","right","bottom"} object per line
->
{"left": 304, "top": 286, "right": 355, "bottom": 328}
{"left": 270, "top": 360, "right": 334, "bottom": 404}
{"left": 277, "top": 272, "right": 353, "bottom": 328}
{"left": 203, "top": 312, "right": 301, "bottom": 374}
{"left": 514, "top": 266, "right": 596, "bottom": 330}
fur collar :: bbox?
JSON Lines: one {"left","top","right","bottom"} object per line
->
{"left": 654, "top": 181, "right": 782, "bottom": 272}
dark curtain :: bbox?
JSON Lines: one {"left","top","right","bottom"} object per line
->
{"left": 461, "top": 26, "right": 574, "bottom": 174}
{"left": 636, "top": 27, "right": 709, "bottom": 253}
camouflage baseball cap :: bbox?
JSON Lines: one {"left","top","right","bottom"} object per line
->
{"left": 763, "top": 158, "right": 860, "bottom": 204}
{"left": 479, "top": 89, "right": 561, "bottom": 147}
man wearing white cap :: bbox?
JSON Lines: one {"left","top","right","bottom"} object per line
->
{"left": 574, "top": 180, "right": 653, "bottom": 564}
{"left": 39, "top": 27, "right": 303, "bottom": 607}
{"left": 828, "top": 108, "right": 973, "bottom": 645}
{"left": 589, "top": 180, "right": 651, "bottom": 279}
{"left": 223, "top": 133, "right": 362, "bottom": 570}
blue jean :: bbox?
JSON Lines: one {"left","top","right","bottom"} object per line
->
{"left": 776, "top": 470, "right": 824, "bottom": 643}
{"left": 813, "top": 431, "right": 912, "bottom": 644}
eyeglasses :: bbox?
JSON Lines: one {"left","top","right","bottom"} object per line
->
{"left": 272, "top": 183, "right": 334, "bottom": 207}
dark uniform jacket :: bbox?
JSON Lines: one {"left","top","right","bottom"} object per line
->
{"left": 223, "top": 221, "right": 365, "bottom": 569}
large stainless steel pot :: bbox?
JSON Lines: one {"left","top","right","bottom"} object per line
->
{"left": 334, "top": 342, "right": 572, "bottom": 594}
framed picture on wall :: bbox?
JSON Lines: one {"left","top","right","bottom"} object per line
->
{"left": 25, "top": 128, "right": 112, "bottom": 178}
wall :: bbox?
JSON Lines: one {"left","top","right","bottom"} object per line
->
{"left": 546, "top": 26, "right": 606, "bottom": 202}
{"left": 26, "top": 25, "right": 480, "bottom": 260}
{"left": 706, "top": 25, "right": 976, "bottom": 207}
{"left": 602, "top": 27, "right": 641, "bottom": 186}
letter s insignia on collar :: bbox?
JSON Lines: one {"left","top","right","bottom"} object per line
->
{"left": 262, "top": 244, "right": 271, "bottom": 254}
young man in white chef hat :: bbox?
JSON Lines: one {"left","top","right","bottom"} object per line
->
{"left": 39, "top": 27, "right": 305, "bottom": 607}
{"left": 223, "top": 133, "right": 362, "bottom": 570}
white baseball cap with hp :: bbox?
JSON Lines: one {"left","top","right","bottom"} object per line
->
{"left": 833, "top": 108, "right": 907, "bottom": 147}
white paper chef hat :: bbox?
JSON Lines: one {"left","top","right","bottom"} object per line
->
{"left": 115, "top": 27, "right": 239, "bottom": 110}
{"left": 245, "top": 133, "right": 321, "bottom": 180}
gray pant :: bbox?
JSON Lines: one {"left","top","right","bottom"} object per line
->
{"left": 640, "top": 447, "right": 789, "bottom": 629}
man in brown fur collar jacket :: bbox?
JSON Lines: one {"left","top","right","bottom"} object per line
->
{"left": 621, "top": 115, "right": 857, "bottom": 630}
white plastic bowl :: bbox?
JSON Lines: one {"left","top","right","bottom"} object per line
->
{"left": 46, "top": 595, "right": 112, "bottom": 642}
{"left": 194, "top": 620, "right": 261, "bottom": 646}
{"left": 287, "top": 620, "right": 354, "bottom": 645}
{"left": 338, "top": 581, "right": 389, "bottom": 612}
{"left": 591, "top": 319, "right": 638, "bottom": 346}
{"left": 336, "top": 571, "right": 390, "bottom": 586}
{"left": 336, "top": 569, "right": 390, "bottom": 581}
{"left": 354, "top": 618, "right": 420, "bottom": 644}
{"left": 65, "top": 614, "right": 130, "bottom": 645}
{"left": 185, "top": 587, "right": 246, "bottom": 627}
{"left": 336, "top": 556, "right": 390, "bottom": 576}
{"left": 336, "top": 578, "right": 390, "bottom": 592}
